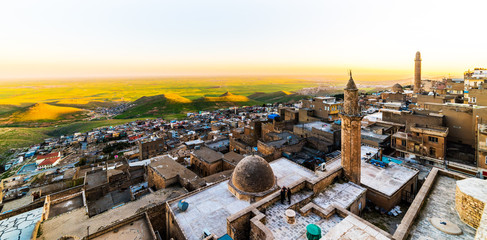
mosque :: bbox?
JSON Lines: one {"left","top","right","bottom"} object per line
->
{"left": 162, "top": 73, "right": 419, "bottom": 240}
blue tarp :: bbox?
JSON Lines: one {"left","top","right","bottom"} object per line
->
{"left": 268, "top": 114, "right": 280, "bottom": 120}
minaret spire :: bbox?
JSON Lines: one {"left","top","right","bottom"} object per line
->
{"left": 345, "top": 70, "right": 357, "bottom": 90}
{"left": 340, "top": 71, "right": 363, "bottom": 184}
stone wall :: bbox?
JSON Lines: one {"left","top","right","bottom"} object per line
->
{"left": 393, "top": 168, "right": 453, "bottom": 240}
{"left": 261, "top": 123, "right": 277, "bottom": 142}
{"left": 0, "top": 199, "right": 44, "bottom": 221}
{"left": 455, "top": 185, "right": 485, "bottom": 228}
{"left": 382, "top": 110, "right": 443, "bottom": 132}
{"left": 249, "top": 209, "right": 273, "bottom": 240}
{"left": 341, "top": 115, "right": 362, "bottom": 184}
{"left": 229, "top": 138, "right": 250, "bottom": 154}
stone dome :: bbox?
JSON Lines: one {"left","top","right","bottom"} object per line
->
{"left": 231, "top": 155, "right": 276, "bottom": 193}
{"left": 392, "top": 83, "right": 403, "bottom": 93}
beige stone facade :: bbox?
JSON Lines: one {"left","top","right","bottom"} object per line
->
{"left": 455, "top": 184, "right": 486, "bottom": 229}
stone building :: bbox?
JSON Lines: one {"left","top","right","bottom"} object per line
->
{"left": 190, "top": 147, "right": 224, "bottom": 177}
{"left": 415, "top": 94, "right": 456, "bottom": 108}
{"left": 477, "top": 123, "right": 487, "bottom": 173}
{"left": 340, "top": 71, "right": 363, "bottom": 184}
{"left": 222, "top": 151, "right": 245, "bottom": 170}
{"left": 147, "top": 155, "right": 205, "bottom": 191}
{"left": 279, "top": 107, "right": 299, "bottom": 123}
{"left": 445, "top": 78, "right": 465, "bottom": 96}
{"left": 241, "top": 120, "right": 263, "bottom": 146}
{"left": 465, "top": 88, "right": 487, "bottom": 105}
{"left": 257, "top": 132, "right": 304, "bottom": 160}
{"left": 391, "top": 124, "right": 449, "bottom": 160}
{"left": 138, "top": 138, "right": 165, "bottom": 160}
{"left": 293, "top": 121, "right": 341, "bottom": 152}
{"left": 301, "top": 96, "right": 343, "bottom": 122}
{"left": 164, "top": 157, "right": 372, "bottom": 240}
{"left": 381, "top": 109, "right": 444, "bottom": 131}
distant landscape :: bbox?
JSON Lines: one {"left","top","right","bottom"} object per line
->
{"left": 0, "top": 76, "right": 408, "bottom": 155}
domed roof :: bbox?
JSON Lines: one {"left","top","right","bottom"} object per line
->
{"left": 231, "top": 155, "right": 275, "bottom": 193}
{"left": 392, "top": 83, "right": 403, "bottom": 93}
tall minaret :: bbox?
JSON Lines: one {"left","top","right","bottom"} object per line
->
{"left": 340, "top": 71, "right": 363, "bottom": 184}
{"left": 414, "top": 51, "right": 421, "bottom": 94}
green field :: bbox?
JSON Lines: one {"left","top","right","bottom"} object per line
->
{"left": 0, "top": 76, "right": 321, "bottom": 106}
{"left": 0, "top": 119, "right": 146, "bottom": 156}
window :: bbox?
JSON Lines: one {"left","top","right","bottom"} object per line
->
{"left": 485, "top": 155, "right": 487, "bottom": 165}
{"left": 401, "top": 140, "right": 406, "bottom": 146}
{"left": 428, "top": 136, "right": 439, "bottom": 143}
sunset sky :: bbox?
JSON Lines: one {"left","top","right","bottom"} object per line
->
{"left": 0, "top": 0, "right": 486, "bottom": 80}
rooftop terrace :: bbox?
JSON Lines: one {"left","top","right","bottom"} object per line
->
{"left": 39, "top": 186, "right": 187, "bottom": 239}
{"left": 169, "top": 181, "right": 251, "bottom": 239}
{"left": 299, "top": 121, "right": 335, "bottom": 133}
{"left": 408, "top": 175, "right": 476, "bottom": 239}
{"left": 169, "top": 158, "right": 321, "bottom": 240}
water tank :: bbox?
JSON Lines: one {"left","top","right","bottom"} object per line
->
{"left": 178, "top": 200, "right": 189, "bottom": 212}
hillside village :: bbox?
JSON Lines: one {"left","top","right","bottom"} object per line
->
{"left": 2, "top": 63, "right": 487, "bottom": 239}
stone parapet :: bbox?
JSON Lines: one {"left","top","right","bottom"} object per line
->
{"left": 455, "top": 178, "right": 487, "bottom": 229}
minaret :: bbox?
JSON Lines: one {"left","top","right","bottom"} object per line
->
{"left": 340, "top": 71, "right": 363, "bottom": 184}
{"left": 414, "top": 51, "right": 421, "bottom": 94}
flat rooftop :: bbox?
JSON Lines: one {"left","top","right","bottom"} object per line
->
{"left": 192, "top": 147, "right": 223, "bottom": 163}
{"left": 408, "top": 175, "right": 476, "bottom": 239}
{"left": 270, "top": 158, "right": 319, "bottom": 187}
{"left": 49, "top": 194, "right": 84, "bottom": 218}
{"left": 149, "top": 155, "right": 200, "bottom": 182}
{"left": 265, "top": 132, "right": 301, "bottom": 148}
{"left": 265, "top": 190, "right": 343, "bottom": 239}
{"left": 85, "top": 170, "right": 108, "bottom": 190}
{"left": 299, "top": 121, "right": 335, "bottom": 133}
{"left": 169, "top": 181, "right": 251, "bottom": 239}
{"left": 363, "top": 112, "right": 382, "bottom": 123}
{"left": 361, "top": 129, "right": 389, "bottom": 142}
{"left": 0, "top": 207, "right": 43, "bottom": 240}
{"left": 313, "top": 182, "right": 366, "bottom": 210}
{"left": 39, "top": 186, "right": 187, "bottom": 239}
{"left": 333, "top": 145, "right": 419, "bottom": 197}
{"left": 361, "top": 161, "right": 418, "bottom": 197}
{"left": 324, "top": 215, "right": 390, "bottom": 240}
{"left": 91, "top": 217, "right": 154, "bottom": 240}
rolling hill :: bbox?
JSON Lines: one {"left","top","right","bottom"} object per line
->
{"left": 247, "top": 91, "right": 307, "bottom": 103}
{"left": 116, "top": 92, "right": 259, "bottom": 119}
{"left": 203, "top": 92, "right": 250, "bottom": 102}
{"left": 8, "top": 103, "right": 86, "bottom": 122}
{"left": 116, "top": 94, "right": 195, "bottom": 119}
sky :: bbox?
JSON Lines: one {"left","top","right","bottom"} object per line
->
{"left": 0, "top": 0, "right": 486, "bottom": 80}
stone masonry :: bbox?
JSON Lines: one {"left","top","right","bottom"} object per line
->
{"left": 455, "top": 178, "right": 487, "bottom": 229}
{"left": 340, "top": 71, "right": 363, "bottom": 184}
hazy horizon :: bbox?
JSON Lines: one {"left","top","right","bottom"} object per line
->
{"left": 1, "top": 0, "right": 486, "bottom": 80}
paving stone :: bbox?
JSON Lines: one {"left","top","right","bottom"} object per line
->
{"left": 2, "top": 229, "right": 21, "bottom": 240}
